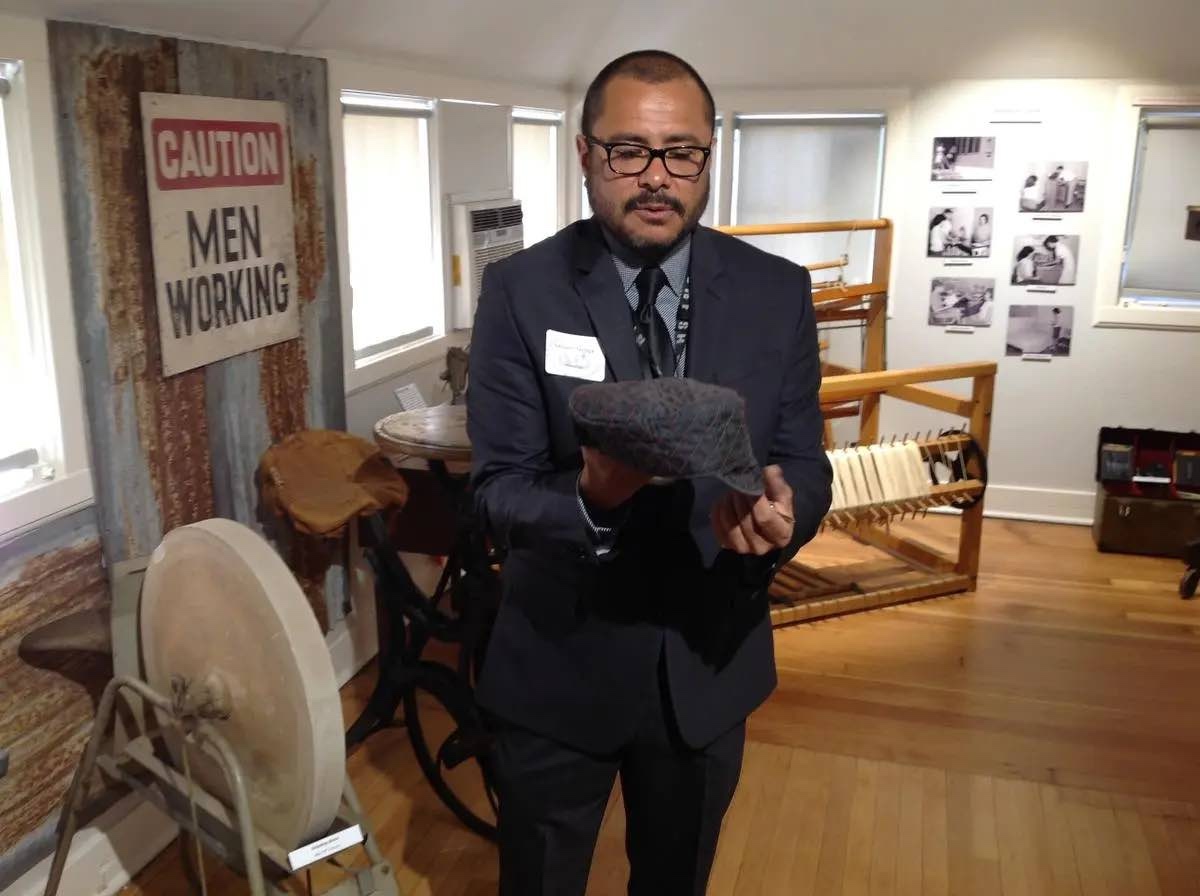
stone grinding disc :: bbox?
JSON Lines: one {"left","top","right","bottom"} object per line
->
{"left": 140, "top": 518, "right": 345, "bottom": 851}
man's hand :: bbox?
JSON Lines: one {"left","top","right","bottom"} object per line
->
{"left": 711, "top": 465, "right": 795, "bottom": 555}
{"left": 579, "top": 446, "right": 653, "bottom": 511}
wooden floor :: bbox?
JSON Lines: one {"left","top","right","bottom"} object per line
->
{"left": 123, "top": 517, "right": 1200, "bottom": 895}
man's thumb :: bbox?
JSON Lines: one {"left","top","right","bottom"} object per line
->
{"left": 763, "top": 464, "right": 789, "bottom": 499}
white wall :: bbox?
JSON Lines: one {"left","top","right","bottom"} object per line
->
{"left": 883, "top": 79, "right": 1200, "bottom": 523}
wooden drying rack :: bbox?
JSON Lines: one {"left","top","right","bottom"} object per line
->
{"left": 718, "top": 218, "right": 997, "bottom": 627}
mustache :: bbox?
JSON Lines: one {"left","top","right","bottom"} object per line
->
{"left": 625, "top": 193, "right": 684, "bottom": 214}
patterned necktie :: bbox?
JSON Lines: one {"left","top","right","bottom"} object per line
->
{"left": 634, "top": 266, "right": 675, "bottom": 379}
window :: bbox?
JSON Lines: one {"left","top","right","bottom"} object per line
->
{"left": 0, "top": 47, "right": 92, "bottom": 536}
{"left": 0, "top": 74, "right": 34, "bottom": 484}
{"left": 731, "top": 114, "right": 885, "bottom": 283}
{"left": 1120, "top": 109, "right": 1200, "bottom": 308}
{"left": 579, "top": 118, "right": 723, "bottom": 225}
{"left": 340, "top": 91, "right": 439, "bottom": 364}
{"left": 701, "top": 118, "right": 722, "bottom": 227}
{"left": 512, "top": 107, "right": 562, "bottom": 246}
{"left": 1095, "top": 87, "right": 1200, "bottom": 330}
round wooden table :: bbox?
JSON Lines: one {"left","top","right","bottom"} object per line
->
{"left": 374, "top": 405, "right": 471, "bottom": 465}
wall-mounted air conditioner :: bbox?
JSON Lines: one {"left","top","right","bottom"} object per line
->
{"left": 449, "top": 198, "right": 524, "bottom": 330}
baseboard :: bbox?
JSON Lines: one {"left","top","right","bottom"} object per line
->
{"left": 6, "top": 795, "right": 178, "bottom": 896}
{"left": 326, "top": 606, "right": 378, "bottom": 689}
{"left": 981, "top": 484, "right": 1096, "bottom": 526}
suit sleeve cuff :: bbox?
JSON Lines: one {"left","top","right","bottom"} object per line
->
{"left": 576, "top": 474, "right": 627, "bottom": 555}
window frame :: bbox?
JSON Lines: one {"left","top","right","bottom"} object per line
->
{"left": 511, "top": 105, "right": 566, "bottom": 244}
{"left": 335, "top": 89, "right": 447, "bottom": 391}
{"left": 341, "top": 92, "right": 444, "bottom": 364}
{"left": 726, "top": 112, "right": 887, "bottom": 287}
{"left": 0, "top": 18, "right": 94, "bottom": 539}
{"left": 331, "top": 77, "right": 459, "bottom": 395}
{"left": 1093, "top": 84, "right": 1200, "bottom": 332}
{"left": 728, "top": 112, "right": 887, "bottom": 227}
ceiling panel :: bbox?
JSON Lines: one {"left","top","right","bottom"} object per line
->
{"left": 296, "top": 0, "right": 1200, "bottom": 89}
{"left": 3, "top": 0, "right": 1199, "bottom": 90}
{"left": 0, "top": 0, "right": 324, "bottom": 50}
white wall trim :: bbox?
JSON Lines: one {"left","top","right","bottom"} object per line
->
{"left": 7, "top": 795, "right": 178, "bottom": 896}
{"left": 0, "top": 469, "right": 93, "bottom": 541}
{"left": 344, "top": 330, "right": 470, "bottom": 397}
{"left": 981, "top": 484, "right": 1096, "bottom": 526}
{"left": 326, "top": 605, "right": 378, "bottom": 688}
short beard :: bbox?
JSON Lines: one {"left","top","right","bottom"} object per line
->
{"left": 585, "top": 174, "right": 710, "bottom": 262}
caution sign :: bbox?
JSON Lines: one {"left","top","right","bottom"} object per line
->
{"left": 140, "top": 93, "right": 300, "bottom": 375}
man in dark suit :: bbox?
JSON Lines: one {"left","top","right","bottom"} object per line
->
{"left": 466, "top": 49, "right": 832, "bottom": 895}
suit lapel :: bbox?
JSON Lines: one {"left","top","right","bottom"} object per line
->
{"left": 572, "top": 220, "right": 642, "bottom": 382}
{"left": 683, "top": 226, "right": 732, "bottom": 385}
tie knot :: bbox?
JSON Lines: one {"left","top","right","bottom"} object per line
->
{"left": 635, "top": 266, "right": 666, "bottom": 311}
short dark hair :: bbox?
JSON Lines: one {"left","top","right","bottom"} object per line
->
{"left": 581, "top": 50, "right": 715, "bottom": 138}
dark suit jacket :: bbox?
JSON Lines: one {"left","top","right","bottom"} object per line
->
{"left": 466, "top": 218, "right": 832, "bottom": 753}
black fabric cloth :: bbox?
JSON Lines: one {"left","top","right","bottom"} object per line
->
{"left": 490, "top": 651, "right": 745, "bottom": 896}
{"left": 634, "top": 265, "right": 675, "bottom": 379}
{"left": 569, "top": 377, "right": 763, "bottom": 496}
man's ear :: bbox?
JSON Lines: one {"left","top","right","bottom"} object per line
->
{"left": 575, "top": 134, "right": 590, "bottom": 173}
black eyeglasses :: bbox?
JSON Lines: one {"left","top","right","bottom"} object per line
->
{"left": 584, "top": 136, "right": 712, "bottom": 177}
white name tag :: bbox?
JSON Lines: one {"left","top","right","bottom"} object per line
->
{"left": 287, "top": 824, "right": 364, "bottom": 871}
{"left": 545, "top": 330, "right": 606, "bottom": 382}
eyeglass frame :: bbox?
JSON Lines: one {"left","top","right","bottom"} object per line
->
{"left": 583, "top": 135, "right": 713, "bottom": 178}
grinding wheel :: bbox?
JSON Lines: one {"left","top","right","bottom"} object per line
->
{"left": 140, "top": 518, "right": 345, "bottom": 851}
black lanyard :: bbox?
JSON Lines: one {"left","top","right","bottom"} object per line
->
{"left": 632, "top": 272, "right": 691, "bottom": 376}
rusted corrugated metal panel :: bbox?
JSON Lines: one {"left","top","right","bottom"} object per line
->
{"left": 0, "top": 509, "right": 108, "bottom": 862}
{"left": 49, "top": 23, "right": 347, "bottom": 624}
{"left": 48, "top": 22, "right": 214, "bottom": 566}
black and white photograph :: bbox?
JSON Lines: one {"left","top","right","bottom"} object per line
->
{"left": 931, "top": 136, "right": 995, "bottom": 181}
{"left": 1019, "top": 161, "right": 1088, "bottom": 212}
{"left": 1011, "top": 234, "right": 1080, "bottom": 286}
{"left": 1005, "top": 304, "right": 1073, "bottom": 356}
{"left": 928, "top": 277, "right": 995, "bottom": 327}
{"left": 927, "top": 207, "right": 993, "bottom": 257}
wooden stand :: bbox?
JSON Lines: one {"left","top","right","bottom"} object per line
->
{"left": 719, "top": 219, "right": 995, "bottom": 627}
{"left": 718, "top": 218, "right": 892, "bottom": 447}
{"left": 770, "top": 362, "right": 996, "bottom": 627}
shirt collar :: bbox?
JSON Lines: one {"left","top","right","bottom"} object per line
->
{"left": 599, "top": 222, "right": 692, "bottom": 297}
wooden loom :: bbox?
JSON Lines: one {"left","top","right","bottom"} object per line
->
{"left": 718, "top": 219, "right": 997, "bottom": 627}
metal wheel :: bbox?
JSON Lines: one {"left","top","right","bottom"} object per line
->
{"left": 403, "top": 661, "right": 499, "bottom": 841}
{"left": 1181, "top": 567, "right": 1200, "bottom": 600}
